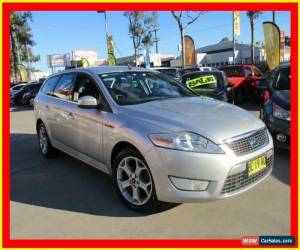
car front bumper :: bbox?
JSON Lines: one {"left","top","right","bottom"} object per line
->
{"left": 266, "top": 115, "right": 290, "bottom": 149}
{"left": 145, "top": 139, "right": 274, "bottom": 203}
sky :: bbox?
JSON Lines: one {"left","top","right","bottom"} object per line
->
{"left": 29, "top": 11, "right": 291, "bottom": 71}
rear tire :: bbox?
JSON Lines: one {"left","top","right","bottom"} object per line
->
{"left": 37, "top": 122, "right": 56, "bottom": 158}
{"left": 112, "top": 148, "right": 160, "bottom": 212}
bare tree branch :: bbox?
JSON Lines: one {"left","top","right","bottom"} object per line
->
{"left": 184, "top": 11, "right": 205, "bottom": 29}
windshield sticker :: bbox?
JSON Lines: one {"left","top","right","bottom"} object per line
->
{"left": 186, "top": 75, "right": 217, "bottom": 89}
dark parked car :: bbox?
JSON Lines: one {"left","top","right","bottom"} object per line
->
{"left": 152, "top": 67, "right": 181, "bottom": 81}
{"left": 11, "top": 83, "right": 42, "bottom": 106}
{"left": 22, "top": 84, "right": 42, "bottom": 106}
{"left": 181, "top": 70, "right": 233, "bottom": 103}
{"left": 258, "top": 64, "right": 290, "bottom": 149}
{"left": 219, "top": 65, "right": 263, "bottom": 104}
{"left": 180, "top": 65, "right": 216, "bottom": 76}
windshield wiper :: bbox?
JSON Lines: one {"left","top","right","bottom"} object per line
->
{"left": 137, "top": 96, "right": 180, "bottom": 104}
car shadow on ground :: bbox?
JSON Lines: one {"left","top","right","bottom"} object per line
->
{"left": 272, "top": 148, "right": 290, "bottom": 186}
{"left": 10, "top": 133, "right": 178, "bottom": 217}
{"left": 10, "top": 105, "right": 33, "bottom": 112}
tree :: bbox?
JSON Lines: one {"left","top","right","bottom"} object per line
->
{"left": 144, "top": 12, "right": 159, "bottom": 53}
{"left": 141, "top": 32, "right": 153, "bottom": 49}
{"left": 124, "top": 11, "right": 147, "bottom": 66}
{"left": 10, "top": 11, "right": 40, "bottom": 82}
{"left": 171, "top": 11, "right": 205, "bottom": 66}
{"left": 247, "top": 11, "right": 262, "bottom": 64}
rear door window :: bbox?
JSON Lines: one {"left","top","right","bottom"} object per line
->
{"left": 244, "top": 68, "right": 252, "bottom": 77}
{"left": 53, "top": 73, "right": 76, "bottom": 100}
{"left": 41, "top": 76, "right": 61, "bottom": 95}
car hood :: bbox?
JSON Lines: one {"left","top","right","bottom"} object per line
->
{"left": 194, "top": 89, "right": 225, "bottom": 100}
{"left": 272, "top": 90, "right": 290, "bottom": 110}
{"left": 119, "top": 97, "right": 265, "bottom": 144}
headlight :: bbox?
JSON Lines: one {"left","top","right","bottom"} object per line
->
{"left": 273, "top": 103, "right": 290, "bottom": 121}
{"left": 149, "top": 132, "right": 224, "bottom": 154}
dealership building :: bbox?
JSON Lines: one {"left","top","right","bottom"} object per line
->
{"left": 195, "top": 42, "right": 290, "bottom": 67}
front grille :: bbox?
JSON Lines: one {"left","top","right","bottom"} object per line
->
{"left": 226, "top": 128, "right": 269, "bottom": 155}
{"left": 221, "top": 156, "right": 273, "bottom": 195}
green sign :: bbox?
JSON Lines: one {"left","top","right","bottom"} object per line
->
{"left": 186, "top": 75, "right": 217, "bottom": 90}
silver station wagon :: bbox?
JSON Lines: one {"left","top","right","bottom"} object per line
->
{"left": 34, "top": 66, "right": 274, "bottom": 211}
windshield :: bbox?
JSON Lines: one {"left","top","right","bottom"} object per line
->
{"left": 221, "top": 66, "right": 244, "bottom": 77}
{"left": 99, "top": 71, "right": 195, "bottom": 105}
{"left": 12, "top": 85, "right": 25, "bottom": 90}
{"left": 274, "top": 67, "right": 290, "bottom": 90}
{"left": 182, "top": 72, "right": 223, "bottom": 91}
{"left": 156, "top": 69, "right": 177, "bottom": 78}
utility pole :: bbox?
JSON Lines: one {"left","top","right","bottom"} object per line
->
{"left": 272, "top": 11, "right": 275, "bottom": 23}
{"left": 153, "top": 27, "right": 159, "bottom": 53}
{"left": 232, "top": 11, "right": 236, "bottom": 65}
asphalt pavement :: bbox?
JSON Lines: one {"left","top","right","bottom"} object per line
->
{"left": 10, "top": 104, "right": 290, "bottom": 239}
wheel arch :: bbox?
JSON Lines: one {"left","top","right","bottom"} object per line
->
{"left": 110, "top": 141, "right": 144, "bottom": 171}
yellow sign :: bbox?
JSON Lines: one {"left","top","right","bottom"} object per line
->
{"left": 186, "top": 75, "right": 217, "bottom": 89}
{"left": 17, "top": 64, "right": 27, "bottom": 81}
{"left": 233, "top": 11, "right": 240, "bottom": 36}
{"left": 81, "top": 58, "right": 89, "bottom": 67}
{"left": 263, "top": 21, "right": 280, "bottom": 70}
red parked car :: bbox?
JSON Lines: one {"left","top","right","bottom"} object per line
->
{"left": 219, "top": 65, "right": 263, "bottom": 104}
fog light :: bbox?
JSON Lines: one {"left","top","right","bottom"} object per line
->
{"left": 169, "top": 176, "right": 209, "bottom": 191}
{"left": 276, "top": 133, "right": 287, "bottom": 143}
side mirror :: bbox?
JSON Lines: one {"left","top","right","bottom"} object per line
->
{"left": 78, "top": 96, "right": 98, "bottom": 109}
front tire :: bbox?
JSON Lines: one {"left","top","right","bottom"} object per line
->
{"left": 37, "top": 122, "right": 56, "bottom": 158}
{"left": 29, "top": 97, "right": 34, "bottom": 106}
{"left": 234, "top": 88, "right": 244, "bottom": 104}
{"left": 112, "top": 149, "right": 160, "bottom": 212}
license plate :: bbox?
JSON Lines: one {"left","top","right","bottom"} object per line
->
{"left": 248, "top": 155, "right": 267, "bottom": 177}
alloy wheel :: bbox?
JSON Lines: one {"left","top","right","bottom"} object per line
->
{"left": 116, "top": 156, "right": 152, "bottom": 206}
{"left": 39, "top": 126, "right": 48, "bottom": 154}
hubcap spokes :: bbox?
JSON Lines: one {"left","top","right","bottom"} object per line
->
{"left": 117, "top": 156, "right": 152, "bottom": 206}
{"left": 39, "top": 127, "right": 48, "bottom": 154}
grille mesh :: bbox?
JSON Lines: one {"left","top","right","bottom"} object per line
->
{"left": 221, "top": 156, "right": 273, "bottom": 195}
{"left": 226, "top": 128, "right": 269, "bottom": 155}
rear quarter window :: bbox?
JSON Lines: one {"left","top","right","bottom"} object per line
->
{"left": 40, "top": 76, "right": 61, "bottom": 95}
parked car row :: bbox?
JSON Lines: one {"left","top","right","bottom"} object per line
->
{"left": 152, "top": 64, "right": 263, "bottom": 104}
{"left": 10, "top": 82, "right": 42, "bottom": 106}
{"left": 12, "top": 64, "right": 290, "bottom": 152}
